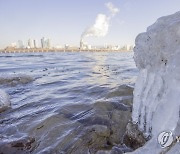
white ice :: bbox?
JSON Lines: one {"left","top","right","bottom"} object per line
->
{"left": 131, "top": 11, "right": 180, "bottom": 153}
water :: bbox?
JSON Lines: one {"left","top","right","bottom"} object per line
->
{"left": 0, "top": 51, "right": 137, "bottom": 153}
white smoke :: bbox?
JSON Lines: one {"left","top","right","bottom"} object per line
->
{"left": 81, "top": 2, "right": 119, "bottom": 40}
{"left": 81, "top": 14, "right": 109, "bottom": 38}
{"left": 105, "top": 2, "right": 119, "bottom": 16}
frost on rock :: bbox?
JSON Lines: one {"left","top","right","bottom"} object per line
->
{"left": 131, "top": 11, "right": 180, "bottom": 153}
{"left": 0, "top": 89, "right": 11, "bottom": 112}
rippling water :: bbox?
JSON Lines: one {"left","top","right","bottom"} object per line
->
{"left": 0, "top": 52, "right": 137, "bottom": 153}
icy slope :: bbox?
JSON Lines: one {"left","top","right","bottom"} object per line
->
{"left": 131, "top": 11, "right": 180, "bottom": 153}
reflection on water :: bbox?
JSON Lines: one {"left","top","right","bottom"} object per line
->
{"left": 91, "top": 52, "right": 110, "bottom": 85}
{"left": 0, "top": 52, "right": 137, "bottom": 153}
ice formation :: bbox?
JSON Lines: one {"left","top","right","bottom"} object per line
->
{"left": 0, "top": 89, "right": 11, "bottom": 112}
{"left": 131, "top": 11, "right": 180, "bottom": 153}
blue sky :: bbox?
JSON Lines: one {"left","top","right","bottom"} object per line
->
{"left": 0, "top": 0, "right": 180, "bottom": 48}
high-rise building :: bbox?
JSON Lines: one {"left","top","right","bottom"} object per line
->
{"left": 46, "top": 39, "right": 51, "bottom": 49}
{"left": 41, "top": 37, "right": 51, "bottom": 49}
{"left": 28, "top": 39, "right": 34, "bottom": 48}
{"left": 34, "top": 40, "right": 38, "bottom": 48}
{"left": 129, "top": 45, "right": 134, "bottom": 51}
{"left": 18, "top": 40, "right": 24, "bottom": 48}
{"left": 41, "top": 37, "right": 46, "bottom": 48}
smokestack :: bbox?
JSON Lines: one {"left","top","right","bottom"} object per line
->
{"left": 80, "top": 39, "right": 84, "bottom": 49}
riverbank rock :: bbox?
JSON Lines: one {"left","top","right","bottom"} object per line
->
{"left": 26, "top": 85, "right": 134, "bottom": 153}
{"left": 123, "top": 122, "right": 147, "bottom": 150}
{"left": 0, "top": 85, "right": 134, "bottom": 153}
{"left": 0, "top": 74, "right": 34, "bottom": 86}
{"left": 96, "top": 145, "right": 133, "bottom": 154}
{"left": 0, "top": 135, "right": 35, "bottom": 154}
{"left": 52, "top": 98, "right": 133, "bottom": 154}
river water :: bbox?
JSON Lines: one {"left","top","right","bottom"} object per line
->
{"left": 0, "top": 51, "right": 137, "bottom": 154}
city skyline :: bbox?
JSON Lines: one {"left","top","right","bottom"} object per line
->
{"left": 6, "top": 37, "right": 133, "bottom": 51}
{"left": 0, "top": 0, "right": 180, "bottom": 48}
{"left": 10, "top": 37, "right": 51, "bottom": 49}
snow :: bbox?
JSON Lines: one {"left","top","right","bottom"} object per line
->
{"left": 131, "top": 11, "right": 180, "bottom": 153}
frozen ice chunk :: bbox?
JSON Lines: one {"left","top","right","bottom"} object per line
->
{"left": 131, "top": 11, "right": 180, "bottom": 153}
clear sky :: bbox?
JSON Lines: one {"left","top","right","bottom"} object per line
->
{"left": 0, "top": 0, "right": 180, "bottom": 48}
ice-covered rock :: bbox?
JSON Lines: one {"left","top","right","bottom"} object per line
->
{"left": 0, "top": 89, "right": 11, "bottom": 112}
{"left": 131, "top": 11, "right": 180, "bottom": 153}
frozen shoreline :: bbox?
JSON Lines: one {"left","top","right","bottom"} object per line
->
{"left": 131, "top": 11, "right": 180, "bottom": 153}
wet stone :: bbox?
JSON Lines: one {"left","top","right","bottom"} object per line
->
{"left": 123, "top": 122, "right": 147, "bottom": 150}
{"left": 0, "top": 136, "right": 35, "bottom": 154}
{"left": 0, "top": 85, "right": 134, "bottom": 154}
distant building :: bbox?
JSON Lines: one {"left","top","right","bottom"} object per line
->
{"left": 87, "top": 45, "right": 91, "bottom": 50}
{"left": 65, "top": 44, "right": 69, "bottom": 49}
{"left": 41, "top": 37, "right": 51, "bottom": 49}
{"left": 112, "top": 45, "right": 120, "bottom": 51}
{"left": 106, "top": 45, "right": 113, "bottom": 50}
{"left": 55, "top": 45, "right": 63, "bottom": 49}
{"left": 119, "top": 44, "right": 134, "bottom": 51}
{"left": 41, "top": 37, "right": 46, "bottom": 48}
{"left": 11, "top": 42, "right": 17, "bottom": 48}
{"left": 129, "top": 45, "right": 134, "bottom": 51}
{"left": 34, "top": 40, "right": 38, "bottom": 48}
{"left": 120, "top": 45, "right": 128, "bottom": 51}
{"left": 80, "top": 39, "right": 88, "bottom": 50}
{"left": 80, "top": 39, "right": 84, "bottom": 49}
{"left": 18, "top": 40, "right": 24, "bottom": 48}
{"left": 46, "top": 39, "right": 51, "bottom": 49}
{"left": 28, "top": 39, "right": 34, "bottom": 48}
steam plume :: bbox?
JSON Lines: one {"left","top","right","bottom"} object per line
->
{"left": 105, "top": 2, "right": 119, "bottom": 16}
{"left": 81, "top": 14, "right": 109, "bottom": 38}
{"left": 81, "top": 2, "right": 119, "bottom": 40}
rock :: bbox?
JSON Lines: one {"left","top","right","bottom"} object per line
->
{"left": 34, "top": 86, "right": 132, "bottom": 153}
{"left": 0, "top": 136, "right": 35, "bottom": 154}
{"left": 0, "top": 74, "right": 34, "bottom": 86}
{"left": 96, "top": 145, "right": 133, "bottom": 154}
{"left": 123, "top": 122, "right": 147, "bottom": 150}
{"left": 0, "top": 85, "right": 133, "bottom": 153}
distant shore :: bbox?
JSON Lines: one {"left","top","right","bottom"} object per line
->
{"left": 0, "top": 48, "right": 132, "bottom": 53}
